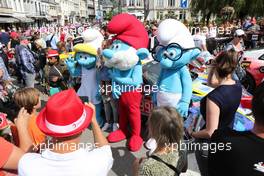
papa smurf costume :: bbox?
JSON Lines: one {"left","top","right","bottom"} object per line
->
{"left": 102, "top": 13, "right": 149, "bottom": 152}
{"left": 154, "top": 19, "right": 201, "bottom": 117}
{"left": 66, "top": 29, "right": 104, "bottom": 126}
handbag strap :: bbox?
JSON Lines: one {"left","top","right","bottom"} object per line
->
{"left": 150, "top": 155, "right": 180, "bottom": 176}
{"left": 49, "top": 34, "right": 54, "bottom": 43}
{"left": 53, "top": 65, "right": 63, "bottom": 79}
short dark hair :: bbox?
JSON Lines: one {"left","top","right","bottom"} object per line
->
{"left": 148, "top": 106, "right": 184, "bottom": 150}
{"left": 252, "top": 82, "right": 264, "bottom": 126}
{"left": 214, "top": 50, "right": 238, "bottom": 79}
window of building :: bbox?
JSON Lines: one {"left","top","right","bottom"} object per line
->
{"left": 0, "top": 0, "right": 8, "bottom": 8}
{"left": 129, "top": 0, "right": 134, "bottom": 6}
{"left": 136, "top": 0, "right": 142, "bottom": 6}
{"left": 168, "top": 0, "right": 175, "bottom": 7}
{"left": 179, "top": 10, "right": 186, "bottom": 20}
{"left": 157, "top": 0, "right": 163, "bottom": 7}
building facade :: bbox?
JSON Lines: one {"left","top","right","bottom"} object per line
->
{"left": 0, "top": 0, "right": 99, "bottom": 27}
{"left": 122, "top": 0, "right": 192, "bottom": 21}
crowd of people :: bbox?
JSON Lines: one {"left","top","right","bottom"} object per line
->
{"left": 0, "top": 14, "right": 263, "bottom": 176}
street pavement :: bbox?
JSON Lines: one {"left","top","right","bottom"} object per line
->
{"left": 81, "top": 129, "right": 201, "bottom": 176}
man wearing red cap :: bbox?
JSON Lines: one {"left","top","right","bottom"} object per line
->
{"left": 102, "top": 13, "right": 149, "bottom": 152}
{"left": 18, "top": 89, "right": 113, "bottom": 176}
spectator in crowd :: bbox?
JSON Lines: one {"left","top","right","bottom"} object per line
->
{"left": 0, "top": 29, "right": 10, "bottom": 47}
{"left": 133, "top": 107, "right": 187, "bottom": 176}
{"left": 56, "top": 41, "right": 67, "bottom": 54}
{"left": 246, "top": 19, "right": 261, "bottom": 49}
{"left": 0, "top": 67, "right": 18, "bottom": 120}
{"left": 0, "top": 43, "right": 9, "bottom": 73}
{"left": 34, "top": 39, "right": 47, "bottom": 85}
{"left": 148, "top": 25, "right": 159, "bottom": 51}
{"left": 30, "top": 31, "right": 41, "bottom": 53}
{"left": 243, "top": 16, "right": 252, "bottom": 30}
{"left": 13, "top": 88, "right": 45, "bottom": 146}
{"left": 46, "top": 31, "right": 59, "bottom": 50}
{"left": 192, "top": 27, "right": 207, "bottom": 51}
{"left": 225, "top": 29, "right": 246, "bottom": 81}
{"left": 189, "top": 51, "right": 242, "bottom": 176}
{"left": 225, "top": 29, "right": 245, "bottom": 52}
{"left": 7, "top": 32, "right": 19, "bottom": 60}
{"left": 97, "top": 41, "right": 119, "bottom": 132}
{"left": 44, "top": 50, "right": 68, "bottom": 95}
{"left": 0, "top": 108, "right": 32, "bottom": 175}
{"left": 18, "top": 89, "right": 113, "bottom": 176}
{"left": 59, "top": 27, "right": 66, "bottom": 42}
{"left": 15, "top": 36, "right": 36, "bottom": 88}
{"left": 209, "top": 82, "right": 264, "bottom": 176}
{"left": 65, "top": 36, "right": 73, "bottom": 52}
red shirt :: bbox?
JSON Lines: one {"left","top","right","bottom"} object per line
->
{"left": 60, "top": 33, "right": 65, "bottom": 42}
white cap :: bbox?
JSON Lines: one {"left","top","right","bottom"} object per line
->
{"left": 157, "top": 19, "right": 195, "bottom": 48}
{"left": 82, "top": 28, "right": 104, "bottom": 50}
{"left": 234, "top": 29, "right": 245, "bottom": 37}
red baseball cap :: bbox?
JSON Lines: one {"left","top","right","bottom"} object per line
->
{"left": 36, "top": 89, "right": 93, "bottom": 137}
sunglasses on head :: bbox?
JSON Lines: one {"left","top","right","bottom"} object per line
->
{"left": 236, "top": 35, "right": 244, "bottom": 38}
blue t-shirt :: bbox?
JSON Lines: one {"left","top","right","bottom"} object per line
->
{"left": 200, "top": 82, "right": 242, "bottom": 129}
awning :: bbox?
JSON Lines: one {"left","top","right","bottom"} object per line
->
{"left": 0, "top": 16, "right": 19, "bottom": 23}
{"left": 14, "top": 16, "right": 34, "bottom": 23}
{"left": 31, "top": 16, "right": 46, "bottom": 19}
{"left": 45, "top": 16, "right": 54, "bottom": 21}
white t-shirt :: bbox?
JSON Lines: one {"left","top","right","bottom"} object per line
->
{"left": 18, "top": 145, "right": 113, "bottom": 176}
{"left": 193, "top": 34, "right": 207, "bottom": 50}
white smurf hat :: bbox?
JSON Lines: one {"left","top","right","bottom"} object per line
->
{"left": 82, "top": 28, "right": 104, "bottom": 50}
{"left": 157, "top": 19, "right": 195, "bottom": 48}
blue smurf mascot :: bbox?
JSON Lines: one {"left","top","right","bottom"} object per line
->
{"left": 65, "top": 29, "right": 104, "bottom": 126}
{"left": 154, "top": 19, "right": 201, "bottom": 117}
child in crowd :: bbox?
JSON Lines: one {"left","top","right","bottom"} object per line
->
{"left": 133, "top": 106, "right": 187, "bottom": 176}
{"left": 97, "top": 40, "right": 119, "bottom": 131}
{"left": 44, "top": 50, "right": 68, "bottom": 96}
{"left": 13, "top": 88, "right": 45, "bottom": 146}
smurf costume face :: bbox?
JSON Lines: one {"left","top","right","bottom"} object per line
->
{"left": 154, "top": 19, "right": 200, "bottom": 69}
{"left": 75, "top": 51, "right": 96, "bottom": 69}
{"left": 103, "top": 40, "right": 144, "bottom": 70}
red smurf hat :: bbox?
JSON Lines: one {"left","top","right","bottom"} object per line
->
{"left": 107, "top": 13, "right": 149, "bottom": 49}
{"left": 36, "top": 89, "right": 93, "bottom": 137}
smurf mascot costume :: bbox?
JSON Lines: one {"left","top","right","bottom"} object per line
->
{"left": 154, "top": 19, "right": 201, "bottom": 117}
{"left": 102, "top": 13, "right": 149, "bottom": 152}
{"left": 66, "top": 29, "right": 104, "bottom": 126}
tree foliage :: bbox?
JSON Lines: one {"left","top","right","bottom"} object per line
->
{"left": 191, "top": 0, "right": 264, "bottom": 23}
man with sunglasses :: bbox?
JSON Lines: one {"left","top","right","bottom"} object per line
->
{"left": 225, "top": 29, "right": 245, "bottom": 52}
{"left": 225, "top": 29, "right": 246, "bottom": 81}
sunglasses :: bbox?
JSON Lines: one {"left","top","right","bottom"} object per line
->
{"left": 151, "top": 43, "right": 200, "bottom": 62}
{"left": 235, "top": 35, "right": 244, "bottom": 38}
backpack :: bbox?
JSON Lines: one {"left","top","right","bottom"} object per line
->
{"left": 46, "top": 35, "right": 54, "bottom": 48}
